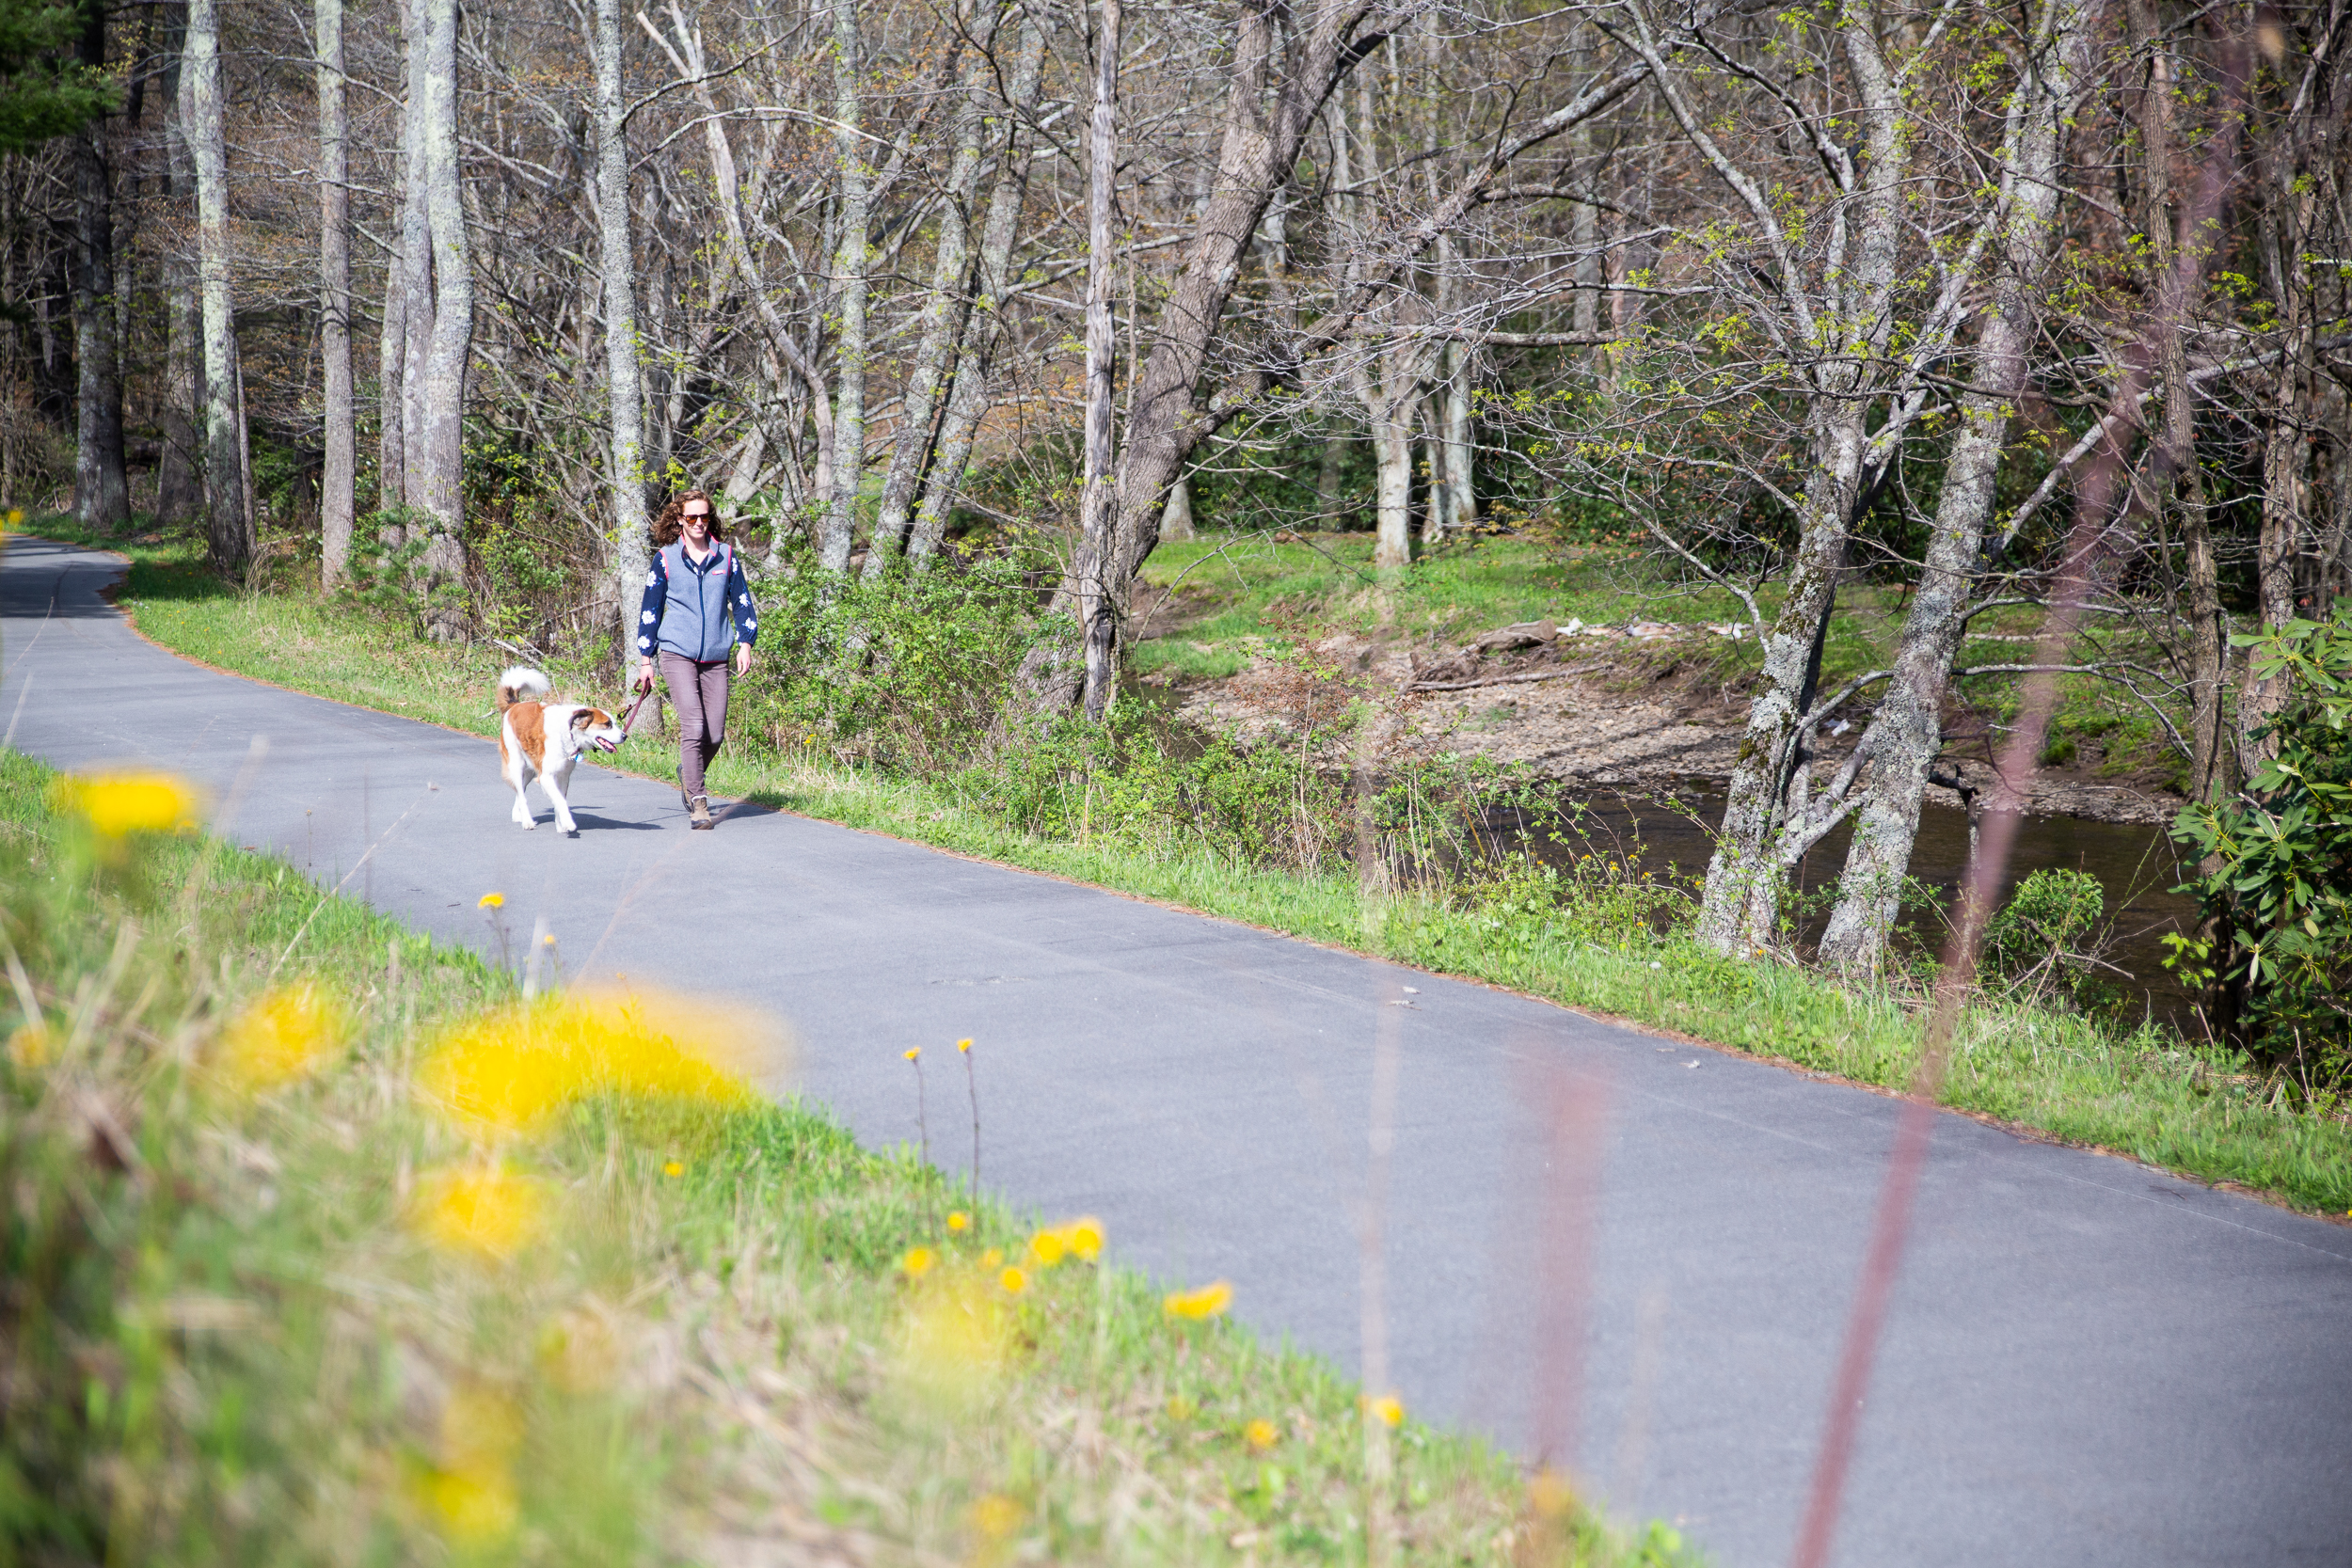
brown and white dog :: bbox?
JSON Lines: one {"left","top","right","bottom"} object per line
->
{"left": 496, "top": 667, "right": 625, "bottom": 835}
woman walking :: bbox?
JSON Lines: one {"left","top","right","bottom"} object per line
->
{"left": 634, "top": 490, "right": 757, "bottom": 829}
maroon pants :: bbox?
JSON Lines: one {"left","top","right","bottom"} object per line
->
{"left": 659, "top": 652, "right": 729, "bottom": 800}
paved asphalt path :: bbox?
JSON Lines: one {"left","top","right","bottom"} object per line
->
{"left": 7, "top": 535, "right": 2350, "bottom": 1565}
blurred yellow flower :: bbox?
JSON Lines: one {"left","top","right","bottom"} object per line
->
{"left": 998, "top": 1266, "right": 1026, "bottom": 1295}
{"left": 1164, "top": 1395, "right": 1194, "bottom": 1421}
{"left": 1245, "top": 1418, "right": 1279, "bottom": 1450}
{"left": 7, "top": 1021, "right": 52, "bottom": 1069}
{"left": 1026, "top": 1215, "right": 1106, "bottom": 1268}
{"left": 418, "top": 1385, "right": 523, "bottom": 1544}
{"left": 903, "top": 1046, "right": 920, "bottom": 1060}
{"left": 417, "top": 988, "right": 781, "bottom": 1136}
{"left": 662, "top": 1160, "right": 683, "bottom": 1177}
{"left": 409, "top": 1164, "right": 545, "bottom": 1260}
{"left": 970, "top": 1493, "right": 1023, "bottom": 1541}
{"left": 4, "top": 509, "right": 22, "bottom": 528}
{"left": 1529, "top": 1467, "right": 1576, "bottom": 1519}
{"left": 1364, "top": 1394, "right": 1404, "bottom": 1428}
{"left": 1163, "top": 1281, "right": 1233, "bottom": 1320}
{"left": 947, "top": 1211, "right": 970, "bottom": 1232}
{"left": 478, "top": 892, "right": 504, "bottom": 909}
{"left": 898, "top": 1274, "right": 1011, "bottom": 1408}
{"left": 48, "top": 771, "right": 201, "bottom": 838}
{"left": 215, "top": 983, "right": 345, "bottom": 1091}
{"left": 902, "top": 1246, "right": 937, "bottom": 1279}
{"left": 957, "top": 1037, "right": 973, "bottom": 1053}
{"left": 980, "top": 1247, "right": 1002, "bottom": 1268}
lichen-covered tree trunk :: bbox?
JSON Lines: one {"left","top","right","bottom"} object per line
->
{"left": 819, "top": 0, "right": 869, "bottom": 576}
{"left": 593, "top": 0, "right": 645, "bottom": 644}
{"left": 1818, "top": 0, "right": 2096, "bottom": 977}
{"left": 414, "top": 0, "right": 470, "bottom": 638}
{"left": 316, "top": 0, "right": 355, "bottom": 586}
{"left": 155, "top": 81, "right": 200, "bottom": 531}
{"left": 1074, "top": 0, "right": 1123, "bottom": 717}
{"left": 184, "top": 0, "right": 251, "bottom": 577}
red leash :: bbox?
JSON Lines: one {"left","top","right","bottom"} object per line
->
{"left": 618, "top": 683, "right": 660, "bottom": 740}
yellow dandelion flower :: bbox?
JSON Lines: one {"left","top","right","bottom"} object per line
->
{"left": 903, "top": 1046, "right": 920, "bottom": 1060}
{"left": 1065, "top": 1215, "right": 1104, "bottom": 1261}
{"left": 1163, "top": 1280, "right": 1233, "bottom": 1320}
{"left": 980, "top": 1247, "right": 1003, "bottom": 1268}
{"left": 902, "top": 1246, "right": 937, "bottom": 1279}
{"left": 947, "top": 1211, "right": 970, "bottom": 1232}
{"left": 215, "top": 983, "right": 345, "bottom": 1091}
{"left": 1245, "top": 1418, "right": 1279, "bottom": 1450}
{"left": 7, "top": 1021, "right": 53, "bottom": 1069}
{"left": 957, "top": 1037, "right": 973, "bottom": 1053}
{"left": 1164, "top": 1395, "right": 1194, "bottom": 1421}
{"left": 416, "top": 988, "right": 781, "bottom": 1136}
{"left": 420, "top": 1466, "right": 517, "bottom": 1544}
{"left": 409, "top": 1164, "right": 545, "bottom": 1260}
{"left": 4, "top": 509, "right": 21, "bottom": 527}
{"left": 970, "top": 1493, "right": 1023, "bottom": 1541}
{"left": 1364, "top": 1393, "right": 1404, "bottom": 1428}
{"left": 478, "top": 892, "right": 504, "bottom": 909}
{"left": 999, "top": 1265, "right": 1026, "bottom": 1294}
{"left": 662, "top": 1160, "right": 683, "bottom": 1177}
{"left": 48, "top": 771, "right": 201, "bottom": 838}
{"left": 1028, "top": 1227, "right": 1067, "bottom": 1267}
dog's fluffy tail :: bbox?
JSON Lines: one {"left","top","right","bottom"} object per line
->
{"left": 496, "top": 666, "right": 552, "bottom": 710}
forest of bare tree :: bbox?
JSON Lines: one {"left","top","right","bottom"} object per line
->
{"left": 5, "top": 0, "right": 2350, "bottom": 1041}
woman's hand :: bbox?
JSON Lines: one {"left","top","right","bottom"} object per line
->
{"left": 634, "top": 658, "right": 657, "bottom": 693}
{"left": 733, "top": 643, "right": 753, "bottom": 677}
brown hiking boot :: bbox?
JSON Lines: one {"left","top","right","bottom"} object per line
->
{"left": 688, "top": 795, "right": 713, "bottom": 830}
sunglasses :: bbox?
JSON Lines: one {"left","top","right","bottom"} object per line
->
{"left": 682, "top": 509, "right": 711, "bottom": 520}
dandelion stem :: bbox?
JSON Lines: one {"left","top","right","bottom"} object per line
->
{"left": 960, "top": 1039, "right": 979, "bottom": 1200}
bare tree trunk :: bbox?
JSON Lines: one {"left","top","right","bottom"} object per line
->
{"left": 906, "top": 10, "right": 1047, "bottom": 564}
{"left": 1818, "top": 0, "right": 2096, "bottom": 977}
{"left": 71, "top": 0, "right": 128, "bottom": 533}
{"left": 2128, "top": 0, "right": 2234, "bottom": 805}
{"left": 865, "top": 1, "right": 1001, "bottom": 575}
{"left": 594, "top": 0, "right": 645, "bottom": 645}
{"left": 397, "top": 0, "right": 434, "bottom": 521}
{"left": 1075, "top": 0, "right": 1122, "bottom": 717}
{"left": 316, "top": 0, "right": 355, "bottom": 585}
{"left": 1159, "top": 471, "right": 1193, "bottom": 539}
{"left": 185, "top": 0, "right": 251, "bottom": 576}
{"left": 820, "top": 0, "right": 869, "bottom": 574}
{"left": 1315, "top": 416, "right": 1350, "bottom": 529}
{"left": 155, "top": 97, "right": 200, "bottom": 530}
{"left": 1443, "top": 346, "right": 1474, "bottom": 530}
{"left": 1692, "top": 15, "right": 1915, "bottom": 955}
{"left": 413, "top": 0, "right": 469, "bottom": 636}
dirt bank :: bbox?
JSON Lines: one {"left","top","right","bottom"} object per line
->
{"left": 1153, "top": 624, "right": 2186, "bottom": 827}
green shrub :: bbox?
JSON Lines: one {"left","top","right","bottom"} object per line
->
{"left": 1980, "top": 867, "right": 2109, "bottom": 1007}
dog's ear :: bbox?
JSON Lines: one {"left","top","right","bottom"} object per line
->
{"left": 570, "top": 708, "right": 608, "bottom": 731}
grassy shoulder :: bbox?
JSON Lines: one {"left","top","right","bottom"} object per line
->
{"left": 70, "top": 528, "right": 2352, "bottom": 1218}
{"left": 0, "top": 747, "right": 1685, "bottom": 1566}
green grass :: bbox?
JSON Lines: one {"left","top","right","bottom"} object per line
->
{"left": 0, "top": 746, "right": 1693, "bottom": 1566}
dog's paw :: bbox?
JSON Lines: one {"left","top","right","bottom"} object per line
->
{"left": 518, "top": 819, "right": 536, "bottom": 831}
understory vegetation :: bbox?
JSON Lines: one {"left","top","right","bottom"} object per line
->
{"left": 0, "top": 747, "right": 1692, "bottom": 1566}
{"left": 65, "top": 518, "right": 2352, "bottom": 1216}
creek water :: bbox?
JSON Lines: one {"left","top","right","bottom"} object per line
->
{"left": 1502, "top": 788, "right": 2202, "bottom": 1031}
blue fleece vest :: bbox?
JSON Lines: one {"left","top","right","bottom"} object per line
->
{"left": 657, "top": 542, "right": 739, "bottom": 661}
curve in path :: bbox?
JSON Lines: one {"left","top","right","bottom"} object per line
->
{"left": 6, "top": 535, "right": 2349, "bottom": 1567}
